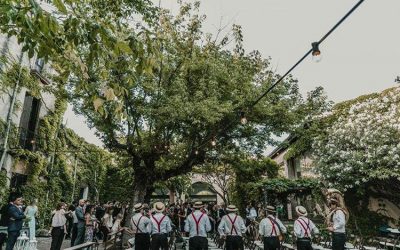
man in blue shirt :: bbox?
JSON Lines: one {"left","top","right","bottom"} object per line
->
{"left": 6, "top": 193, "right": 26, "bottom": 250}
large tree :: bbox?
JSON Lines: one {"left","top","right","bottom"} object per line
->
{"left": 0, "top": 1, "right": 326, "bottom": 203}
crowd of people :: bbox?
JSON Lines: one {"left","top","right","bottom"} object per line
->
{"left": 0, "top": 193, "right": 348, "bottom": 250}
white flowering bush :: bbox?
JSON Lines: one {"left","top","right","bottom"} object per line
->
{"left": 313, "top": 87, "right": 400, "bottom": 191}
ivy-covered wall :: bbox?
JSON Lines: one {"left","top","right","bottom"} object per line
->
{"left": 0, "top": 60, "right": 115, "bottom": 227}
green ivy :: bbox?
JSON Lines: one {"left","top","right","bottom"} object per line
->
{"left": 262, "top": 178, "right": 321, "bottom": 193}
{"left": 0, "top": 170, "right": 9, "bottom": 202}
{"left": 0, "top": 61, "right": 114, "bottom": 227}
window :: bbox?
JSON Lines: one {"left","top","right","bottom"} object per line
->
{"left": 19, "top": 92, "right": 41, "bottom": 151}
{"left": 10, "top": 173, "right": 27, "bottom": 191}
{"left": 287, "top": 157, "right": 301, "bottom": 179}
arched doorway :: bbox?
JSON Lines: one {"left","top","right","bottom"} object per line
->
{"left": 188, "top": 182, "right": 217, "bottom": 203}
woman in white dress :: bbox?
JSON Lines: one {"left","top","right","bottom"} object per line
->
{"left": 25, "top": 199, "right": 38, "bottom": 240}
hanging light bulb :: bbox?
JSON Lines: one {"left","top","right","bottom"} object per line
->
{"left": 240, "top": 112, "right": 247, "bottom": 125}
{"left": 211, "top": 137, "right": 217, "bottom": 146}
{"left": 195, "top": 150, "right": 199, "bottom": 155}
{"left": 311, "top": 42, "right": 322, "bottom": 63}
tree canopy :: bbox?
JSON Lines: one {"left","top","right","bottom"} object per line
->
{"left": 0, "top": 0, "right": 329, "bottom": 202}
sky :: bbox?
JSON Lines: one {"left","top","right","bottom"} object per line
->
{"left": 63, "top": 0, "right": 400, "bottom": 148}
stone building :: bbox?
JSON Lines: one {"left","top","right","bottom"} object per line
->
{"left": 0, "top": 34, "right": 56, "bottom": 191}
{"left": 268, "top": 135, "right": 314, "bottom": 179}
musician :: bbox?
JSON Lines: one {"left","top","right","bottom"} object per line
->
{"left": 150, "top": 202, "right": 172, "bottom": 250}
{"left": 259, "top": 206, "right": 287, "bottom": 250}
{"left": 185, "top": 201, "right": 211, "bottom": 250}
{"left": 218, "top": 205, "right": 246, "bottom": 250}
{"left": 327, "top": 197, "right": 348, "bottom": 250}
{"left": 130, "top": 203, "right": 151, "bottom": 250}
{"left": 294, "top": 206, "right": 319, "bottom": 250}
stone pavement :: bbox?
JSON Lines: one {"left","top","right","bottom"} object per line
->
{"left": 36, "top": 237, "right": 105, "bottom": 250}
{"left": 35, "top": 236, "right": 230, "bottom": 250}
{"left": 37, "top": 237, "right": 69, "bottom": 249}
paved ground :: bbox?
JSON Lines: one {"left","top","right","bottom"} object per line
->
{"left": 37, "top": 237, "right": 72, "bottom": 249}
{"left": 35, "top": 236, "right": 229, "bottom": 250}
{"left": 37, "top": 237, "right": 105, "bottom": 250}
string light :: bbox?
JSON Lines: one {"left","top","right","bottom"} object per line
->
{"left": 311, "top": 42, "right": 322, "bottom": 63}
{"left": 195, "top": 150, "right": 199, "bottom": 155}
{"left": 240, "top": 112, "right": 247, "bottom": 125}
{"left": 211, "top": 137, "right": 216, "bottom": 146}
{"left": 197, "top": 0, "right": 364, "bottom": 151}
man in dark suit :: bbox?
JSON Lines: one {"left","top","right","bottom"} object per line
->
{"left": 73, "top": 199, "right": 86, "bottom": 246}
{"left": 6, "top": 193, "right": 26, "bottom": 250}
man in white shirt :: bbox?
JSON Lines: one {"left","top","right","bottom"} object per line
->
{"left": 259, "top": 206, "right": 287, "bottom": 250}
{"left": 327, "top": 198, "right": 347, "bottom": 250}
{"left": 150, "top": 202, "right": 172, "bottom": 250}
{"left": 218, "top": 204, "right": 246, "bottom": 250}
{"left": 131, "top": 203, "right": 152, "bottom": 250}
{"left": 185, "top": 201, "right": 211, "bottom": 250}
{"left": 294, "top": 206, "right": 319, "bottom": 250}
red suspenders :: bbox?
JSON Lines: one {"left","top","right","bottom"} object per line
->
{"left": 191, "top": 212, "right": 205, "bottom": 235}
{"left": 152, "top": 214, "right": 166, "bottom": 233}
{"left": 297, "top": 218, "right": 311, "bottom": 237}
{"left": 267, "top": 217, "right": 277, "bottom": 236}
{"left": 132, "top": 215, "right": 143, "bottom": 233}
{"left": 227, "top": 215, "right": 238, "bottom": 235}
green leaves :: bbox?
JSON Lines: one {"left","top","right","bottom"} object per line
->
{"left": 53, "top": 0, "right": 68, "bottom": 14}
{"left": 115, "top": 41, "right": 133, "bottom": 55}
{"left": 93, "top": 97, "right": 104, "bottom": 111}
{"left": 1, "top": 0, "right": 328, "bottom": 201}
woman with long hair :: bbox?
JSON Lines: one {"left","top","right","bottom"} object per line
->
{"left": 24, "top": 199, "right": 38, "bottom": 241}
{"left": 101, "top": 207, "right": 114, "bottom": 237}
{"left": 84, "top": 205, "right": 96, "bottom": 243}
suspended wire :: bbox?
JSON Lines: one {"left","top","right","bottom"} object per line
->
{"left": 193, "top": 0, "right": 366, "bottom": 154}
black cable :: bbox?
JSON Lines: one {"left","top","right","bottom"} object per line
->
{"left": 251, "top": 0, "right": 365, "bottom": 108}
{"left": 194, "top": 0, "right": 366, "bottom": 153}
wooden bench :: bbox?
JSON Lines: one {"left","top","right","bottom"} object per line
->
{"left": 104, "top": 229, "right": 124, "bottom": 250}
{"left": 64, "top": 242, "right": 98, "bottom": 250}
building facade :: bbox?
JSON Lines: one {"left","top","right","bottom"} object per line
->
{"left": 0, "top": 34, "right": 57, "bottom": 191}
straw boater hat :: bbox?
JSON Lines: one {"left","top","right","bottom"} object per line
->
{"left": 295, "top": 206, "right": 308, "bottom": 217}
{"left": 226, "top": 205, "right": 238, "bottom": 212}
{"left": 265, "top": 205, "right": 276, "bottom": 213}
{"left": 134, "top": 203, "right": 143, "bottom": 212}
{"left": 153, "top": 202, "right": 165, "bottom": 213}
{"left": 193, "top": 201, "right": 204, "bottom": 209}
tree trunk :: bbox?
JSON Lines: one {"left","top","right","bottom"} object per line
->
{"left": 169, "top": 188, "right": 176, "bottom": 204}
{"left": 122, "top": 177, "right": 150, "bottom": 245}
